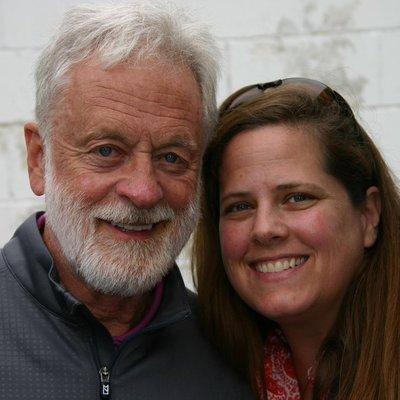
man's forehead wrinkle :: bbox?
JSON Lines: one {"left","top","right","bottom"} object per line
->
{"left": 95, "top": 83, "right": 193, "bottom": 111}
{"left": 91, "top": 102, "right": 198, "bottom": 125}
{"left": 84, "top": 85, "right": 200, "bottom": 123}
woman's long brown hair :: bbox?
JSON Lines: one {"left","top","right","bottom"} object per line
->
{"left": 192, "top": 85, "right": 400, "bottom": 399}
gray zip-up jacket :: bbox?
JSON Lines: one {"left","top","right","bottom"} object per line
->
{"left": 0, "top": 214, "right": 254, "bottom": 399}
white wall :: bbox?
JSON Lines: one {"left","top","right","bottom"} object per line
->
{"left": 1, "top": 0, "right": 399, "bottom": 286}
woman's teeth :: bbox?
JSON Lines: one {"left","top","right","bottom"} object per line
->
{"left": 254, "top": 256, "right": 308, "bottom": 273}
{"left": 110, "top": 221, "right": 153, "bottom": 232}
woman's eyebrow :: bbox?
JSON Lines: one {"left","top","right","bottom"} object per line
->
{"left": 220, "top": 191, "right": 249, "bottom": 203}
{"left": 276, "top": 182, "right": 324, "bottom": 192}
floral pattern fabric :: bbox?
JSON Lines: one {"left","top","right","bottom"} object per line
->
{"left": 264, "top": 330, "right": 304, "bottom": 400}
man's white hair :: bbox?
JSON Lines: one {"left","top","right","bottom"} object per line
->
{"left": 35, "top": 1, "right": 220, "bottom": 144}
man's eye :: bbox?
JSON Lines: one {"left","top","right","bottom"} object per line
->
{"left": 287, "top": 193, "right": 310, "bottom": 203}
{"left": 98, "top": 146, "right": 114, "bottom": 157}
{"left": 164, "top": 153, "right": 179, "bottom": 163}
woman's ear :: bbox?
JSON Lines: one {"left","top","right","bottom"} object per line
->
{"left": 362, "top": 186, "right": 381, "bottom": 248}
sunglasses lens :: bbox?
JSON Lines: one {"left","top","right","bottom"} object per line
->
{"left": 228, "top": 86, "right": 264, "bottom": 110}
{"left": 224, "top": 78, "right": 338, "bottom": 114}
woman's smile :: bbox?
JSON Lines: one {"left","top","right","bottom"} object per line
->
{"left": 251, "top": 255, "right": 309, "bottom": 273}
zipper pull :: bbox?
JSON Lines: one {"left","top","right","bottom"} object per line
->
{"left": 99, "top": 366, "right": 111, "bottom": 399}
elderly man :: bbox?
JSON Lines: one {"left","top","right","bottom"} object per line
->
{"left": 0, "top": 3, "right": 253, "bottom": 399}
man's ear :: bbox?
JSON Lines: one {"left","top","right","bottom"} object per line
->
{"left": 24, "top": 122, "right": 46, "bottom": 196}
{"left": 362, "top": 186, "right": 381, "bottom": 248}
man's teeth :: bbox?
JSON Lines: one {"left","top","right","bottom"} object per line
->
{"left": 110, "top": 221, "right": 153, "bottom": 232}
{"left": 254, "top": 256, "right": 307, "bottom": 273}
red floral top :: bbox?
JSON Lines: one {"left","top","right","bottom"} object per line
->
{"left": 264, "top": 330, "right": 314, "bottom": 400}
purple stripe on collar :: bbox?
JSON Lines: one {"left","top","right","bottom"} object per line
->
{"left": 37, "top": 213, "right": 46, "bottom": 231}
{"left": 113, "top": 279, "right": 165, "bottom": 348}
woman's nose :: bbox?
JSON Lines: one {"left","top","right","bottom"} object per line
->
{"left": 251, "top": 206, "right": 289, "bottom": 246}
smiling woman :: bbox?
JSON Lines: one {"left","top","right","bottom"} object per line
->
{"left": 193, "top": 78, "right": 400, "bottom": 399}
{"left": 219, "top": 124, "right": 375, "bottom": 327}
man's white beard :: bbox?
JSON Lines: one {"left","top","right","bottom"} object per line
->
{"left": 44, "top": 163, "right": 199, "bottom": 297}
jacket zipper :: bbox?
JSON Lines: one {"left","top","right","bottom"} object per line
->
{"left": 92, "top": 317, "right": 178, "bottom": 399}
{"left": 89, "top": 334, "right": 113, "bottom": 399}
{"left": 90, "top": 314, "right": 188, "bottom": 399}
{"left": 99, "top": 366, "right": 111, "bottom": 399}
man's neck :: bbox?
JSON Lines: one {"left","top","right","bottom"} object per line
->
{"left": 59, "top": 265, "right": 152, "bottom": 336}
{"left": 43, "top": 226, "right": 152, "bottom": 336}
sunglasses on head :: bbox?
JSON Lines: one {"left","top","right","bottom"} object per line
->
{"left": 220, "top": 77, "right": 353, "bottom": 117}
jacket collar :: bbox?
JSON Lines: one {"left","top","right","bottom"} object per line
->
{"left": 2, "top": 213, "right": 192, "bottom": 327}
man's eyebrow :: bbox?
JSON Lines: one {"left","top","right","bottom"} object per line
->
{"left": 158, "top": 134, "right": 199, "bottom": 152}
{"left": 80, "top": 130, "right": 200, "bottom": 153}
{"left": 79, "top": 130, "right": 131, "bottom": 145}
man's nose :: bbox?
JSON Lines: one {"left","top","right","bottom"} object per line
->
{"left": 115, "top": 158, "right": 163, "bottom": 209}
{"left": 251, "top": 206, "right": 289, "bottom": 246}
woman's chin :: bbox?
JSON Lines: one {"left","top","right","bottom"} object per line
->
{"left": 247, "top": 292, "right": 320, "bottom": 327}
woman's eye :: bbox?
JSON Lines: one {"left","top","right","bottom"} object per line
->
{"left": 227, "top": 203, "right": 251, "bottom": 213}
{"left": 287, "top": 193, "right": 311, "bottom": 203}
{"left": 98, "top": 146, "right": 114, "bottom": 157}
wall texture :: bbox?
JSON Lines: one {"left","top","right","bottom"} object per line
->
{"left": 0, "top": 0, "right": 399, "bottom": 286}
